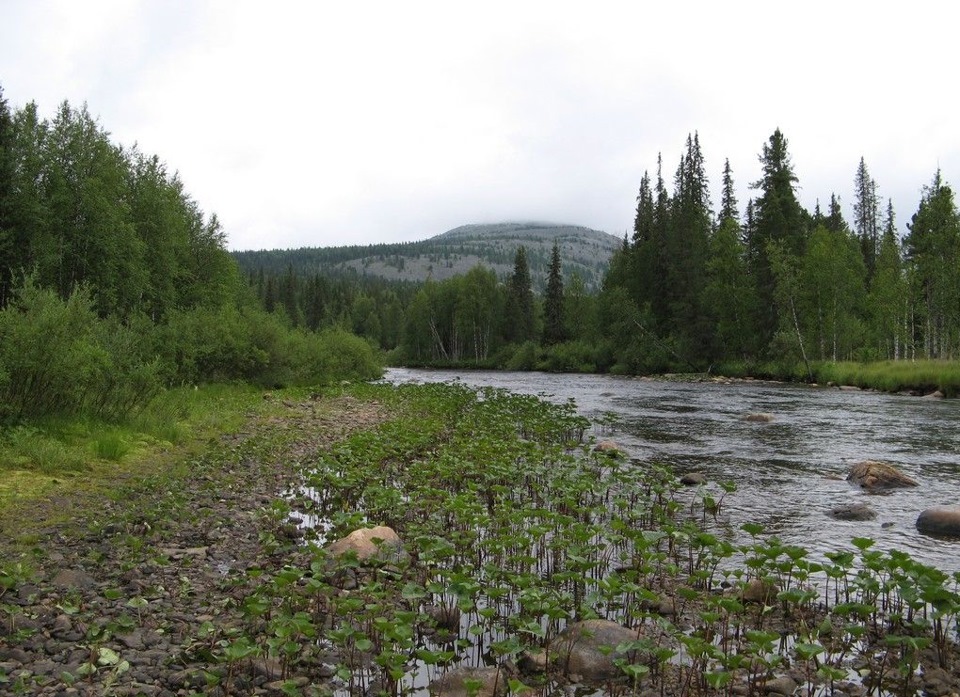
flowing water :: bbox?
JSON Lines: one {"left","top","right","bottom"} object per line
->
{"left": 384, "top": 367, "right": 960, "bottom": 574}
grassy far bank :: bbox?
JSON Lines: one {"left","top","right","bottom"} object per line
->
{"left": 711, "top": 359, "right": 960, "bottom": 396}
{"left": 392, "top": 337, "right": 960, "bottom": 397}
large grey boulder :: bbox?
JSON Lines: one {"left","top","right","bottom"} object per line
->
{"left": 916, "top": 506, "right": 960, "bottom": 537}
{"left": 552, "top": 619, "right": 645, "bottom": 680}
{"left": 846, "top": 461, "right": 918, "bottom": 491}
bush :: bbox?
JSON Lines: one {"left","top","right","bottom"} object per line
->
{"left": 539, "top": 340, "right": 598, "bottom": 373}
{"left": 0, "top": 282, "right": 162, "bottom": 423}
{"left": 504, "top": 342, "right": 539, "bottom": 371}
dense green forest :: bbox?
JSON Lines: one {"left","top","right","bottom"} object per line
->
{"left": 0, "top": 86, "right": 381, "bottom": 425}
{"left": 6, "top": 79, "right": 958, "bottom": 406}
{"left": 606, "top": 131, "right": 957, "bottom": 375}
{"left": 242, "top": 129, "right": 960, "bottom": 377}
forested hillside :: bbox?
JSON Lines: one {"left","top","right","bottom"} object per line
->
{"left": 0, "top": 86, "right": 381, "bottom": 425}
{"left": 233, "top": 222, "right": 619, "bottom": 290}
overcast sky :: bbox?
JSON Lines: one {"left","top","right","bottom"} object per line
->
{"left": 2, "top": 1, "right": 958, "bottom": 251}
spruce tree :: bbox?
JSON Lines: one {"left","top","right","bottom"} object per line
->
{"left": 718, "top": 158, "right": 739, "bottom": 227}
{"left": 749, "top": 129, "right": 807, "bottom": 345}
{"left": 665, "top": 133, "right": 713, "bottom": 356}
{"left": 543, "top": 242, "right": 565, "bottom": 345}
{"left": 505, "top": 246, "right": 535, "bottom": 343}
{"left": 853, "top": 157, "right": 881, "bottom": 278}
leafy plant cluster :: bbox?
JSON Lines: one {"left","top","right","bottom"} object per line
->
{"left": 207, "top": 383, "right": 960, "bottom": 697}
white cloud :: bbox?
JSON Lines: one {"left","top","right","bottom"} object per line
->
{"left": 1, "top": 0, "right": 958, "bottom": 250}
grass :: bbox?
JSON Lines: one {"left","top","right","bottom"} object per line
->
{"left": 714, "top": 358, "right": 960, "bottom": 395}
{"left": 0, "top": 382, "right": 270, "bottom": 532}
{"left": 812, "top": 359, "right": 960, "bottom": 395}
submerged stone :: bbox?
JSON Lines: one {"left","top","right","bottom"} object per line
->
{"left": 827, "top": 503, "right": 877, "bottom": 521}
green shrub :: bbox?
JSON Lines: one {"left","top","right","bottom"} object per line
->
{"left": 539, "top": 340, "right": 598, "bottom": 373}
{"left": 0, "top": 281, "right": 162, "bottom": 423}
{"left": 504, "top": 341, "right": 539, "bottom": 371}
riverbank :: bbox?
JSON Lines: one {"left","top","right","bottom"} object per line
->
{"left": 4, "top": 380, "right": 960, "bottom": 697}
{"left": 0, "top": 389, "right": 390, "bottom": 696}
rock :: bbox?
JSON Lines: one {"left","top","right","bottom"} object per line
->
{"left": 267, "top": 676, "right": 309, "bottom": 691}
{"left": 158, "top": 546, "right": 208, "bottom": 560}
{"left": 827, "top": 503, "right": 877, "bottom": 521}
{"left": 50, "top": 569, "right": 96, "bottom": 589}
{"left": 518, "top": 649, "right": 548, "bottom": 673}
{"left": 593, "top": 441, "right": 624, "bottom": 457}
{"left": 744, "top": 413, "right": 774, "bottom": 423}
{"left": 428, "top": 665, "right": 510, "bottom": 697}
{"left": 552, "top": 619, "right": 644, "bottom": 680}
{"left": 846, "top": 461, "right": 918, "bottom": 491}
{"left": 51, "top": 614, "right": 73, "bottom": 636}
{"left": 325, "top": 525, "right": 405, "bottom": 563}
{"left": 741, "top": 578, "right": 779, "bottom": 605}
{"left": 424, "top": 604, "right": 461, "bottom": 634}
{"left": 917, "top": 506, "right": 960, "bottom": 537}
{"left": 680, "top": 472, "right": 707, "bottom": 486}
{"left": 118, "top": 629, "right": 145, "bottom": 650}
{"left": 764, "top": 676, "right": 798, "bottom": 695}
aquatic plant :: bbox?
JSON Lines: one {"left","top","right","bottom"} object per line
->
{"left": 205, "top": 381, "right": 960, "bottom": 697}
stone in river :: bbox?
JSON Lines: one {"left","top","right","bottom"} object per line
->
{"left": 916, "top": 506, "right": 960, "bottom": 537}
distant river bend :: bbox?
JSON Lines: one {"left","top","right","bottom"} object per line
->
{"left": 384, "top": 367, "right": 960, "bottom": 574}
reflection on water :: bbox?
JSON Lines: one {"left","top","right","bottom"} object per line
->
{"left": 385, "top": 367, "right": 960, "bottom": 574}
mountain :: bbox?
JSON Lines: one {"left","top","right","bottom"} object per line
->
{"left": 232, "top": 222, "right": 622, "bottom": 290}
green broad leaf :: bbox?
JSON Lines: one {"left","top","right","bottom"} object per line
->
{"left": 98, "top": 647, "right": 121, "bottom": 666}
{"left": 508, "top": 677, "right": 534, "bottom": 695}
{"left": 704, "top": 670, "right": 731, "bottom": 689}
{"left": 794, "top": 642, "right": 825, "bottom": 660}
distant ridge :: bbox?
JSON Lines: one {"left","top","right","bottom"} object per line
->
{"left": 232, "top": 221, "right": 621, "bottom": 290}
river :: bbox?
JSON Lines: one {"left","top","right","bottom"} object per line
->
{"left": 384, "top": 367, "right": 960, "bottom": 575}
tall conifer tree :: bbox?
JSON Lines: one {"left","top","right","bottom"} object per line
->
{"left": 749, "top": 129, "right": 807, "bottom": 344}
{"left": 542, "top": 242, "right": 565, "bottom": 346}
{"left": 854, "top": 157, "right": 881, "bottom": 278}
{"left": 505, "top": 246, "right": 535, "bottom": 343}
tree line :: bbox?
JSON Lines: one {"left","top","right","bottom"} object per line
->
{"left": 602, "top": 130, "right": 958, "bottom": 374}
{"left": 0, "top": 87, "right": 381, "bottom": 424}
{"left": 246, "top": 129, "right": 959, "bottom": 377}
